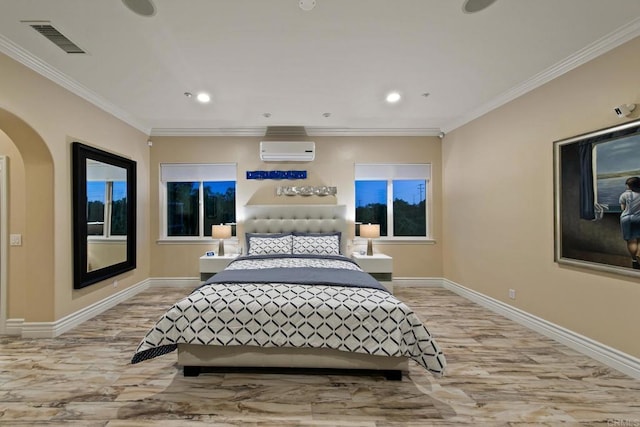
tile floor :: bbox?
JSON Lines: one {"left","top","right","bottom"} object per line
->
{"left": 1, "top": 286, "right": 639, "bottom": 426}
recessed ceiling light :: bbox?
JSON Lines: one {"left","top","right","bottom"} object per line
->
{"left": 263, "top": 112, "right": 272, "bottom": 118}
{"left": 122, "top": 0, "right": 156, "bottom": 17}
{"left": 184, "top": 92, "right": 192, "bottom": 98}
{"left": 196, "top": 92, "right": 210, "bottom": 103}
{"left": 386, "top": 91, "right": 401, "bottom": 103}
{"left": 299, "top": 0, "right": 316, "bottom": 11}
{"left": 322, "top": 112, "right": 331, "bottom": 118}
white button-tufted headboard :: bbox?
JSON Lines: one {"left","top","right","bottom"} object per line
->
{"left": 243, "top": 204, "right": 348, "bottom": 254}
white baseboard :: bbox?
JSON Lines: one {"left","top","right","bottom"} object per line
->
{"left": 5, "top": 318, "right": 23, "bottom": 336}
{"left": 148, "top": 277, "right": 200, "bottom": 288}
{"left": 15, "top": 279, "right": 151, "bottom": 338}
{"left": 441, "top": 278, "right": 640, "bottom": 381}
{"left": 394, "top": 277, "right": 442, "bottom": 287}
{"left": 5, "top": 277, "right": 198, "bottom": 338}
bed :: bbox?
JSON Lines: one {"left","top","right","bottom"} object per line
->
{"left": 132, "top": 204, "right": 446, "bottom": 380}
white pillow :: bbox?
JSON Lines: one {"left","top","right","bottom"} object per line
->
{"left": 292, "top": 232, "right": 341, "bottom": 255}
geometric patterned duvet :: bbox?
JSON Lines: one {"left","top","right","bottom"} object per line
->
{"left": 131, "top": 255, "right": 446, "bottom": 376}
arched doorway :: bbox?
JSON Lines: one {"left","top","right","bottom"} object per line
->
{"left": 0, "top": 108, "right": 54, "bottom": 332}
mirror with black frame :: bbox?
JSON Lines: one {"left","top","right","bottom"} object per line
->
{"left": 72, "top": 142, "right": 136, "bottom": 289}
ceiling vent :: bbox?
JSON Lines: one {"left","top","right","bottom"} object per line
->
{"left": 263, "top": 126, "right": 308, "bottom": 140}
{"left": 24, "top": 21, "right": 86, "bottom": 54}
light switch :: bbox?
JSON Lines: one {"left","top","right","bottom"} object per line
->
{"left": 10, "top": 234, "right": 22, "bottom": 246}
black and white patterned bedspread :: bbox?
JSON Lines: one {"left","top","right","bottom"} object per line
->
{"left": 131, "top": 255, "right": 447, "bottom": 376}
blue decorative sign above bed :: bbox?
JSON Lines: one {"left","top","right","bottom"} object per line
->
{"left": 246, "top": 170, "right": 307, "bottom": 180}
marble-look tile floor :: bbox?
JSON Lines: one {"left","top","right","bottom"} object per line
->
{"left": 1, "top": 286, "right": 639, "bottom": 426}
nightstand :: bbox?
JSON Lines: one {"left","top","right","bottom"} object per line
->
{"left": 351, "top": 253, "right": 394, "bottom": 293}
{"left": 199, "top": 254, "right": 239, "bottom": 281}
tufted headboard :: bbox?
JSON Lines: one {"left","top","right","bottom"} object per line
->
{"left": 243, "top": 204, "right": 348, "bottom": 254}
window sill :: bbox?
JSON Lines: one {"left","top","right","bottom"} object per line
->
{"left": 352, "top": 237, "right": 436, "bottom": 245}
{"left": 157, "top": 237, "right": 239, "bottom": 245}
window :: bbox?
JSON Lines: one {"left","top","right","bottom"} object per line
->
{"left": 161, "top": 163, "right": 237, "bottom": 238}
{"left": 355, "top": 164, "right": 430, "bottom": 238}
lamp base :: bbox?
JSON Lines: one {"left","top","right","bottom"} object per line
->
{"left": 218, "top": 239, "right": 225, "bottom": 256}
{"left": 366, "top": 239, "right": 373, "bottom": 256}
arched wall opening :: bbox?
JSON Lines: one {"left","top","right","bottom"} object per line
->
{"left": 0, "top": 107, "right": 55, "bottom": 325}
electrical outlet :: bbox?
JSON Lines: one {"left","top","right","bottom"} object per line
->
{"left": 113, "top": 280, "right": 118, "bottom": 288}
{"left": 508, "top": 289, "right": 516, "bottom": 300}
{"left": 10, "top": 234, "right": 22, "bottom": 246}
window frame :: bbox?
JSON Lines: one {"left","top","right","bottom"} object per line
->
{"left": 159, "top": 163, "right": 237, "bottom": 242}
{"left": 355, "top": 163, "right": 432, "bottom": 241}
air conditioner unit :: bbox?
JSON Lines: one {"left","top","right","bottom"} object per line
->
{"left": 260, "top": 141, "right": 315, "bottom": 162}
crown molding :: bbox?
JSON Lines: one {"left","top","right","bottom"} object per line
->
{"left": 150, "top": 127, "right": 268, "bottom": 137}
{"left": 305, "top": 127, "right": 442, "bottom": 137}
{"left": 441, "top": 17, "right": 640, "bottom": 133}
{"left": 0, "top": 34, "right": 151, "bottom": 134}
{"left": 150, "top": 127, "right": 443, "bottom": 137}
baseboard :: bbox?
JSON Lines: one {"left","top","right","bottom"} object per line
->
{"left": 17, "top": 279, "right": 151, "bottom": 338}
{"left": 393, "top": 277, "right": 442, "bottom": 287}
{"left": 6, "top": 277, "right": 205, "bottom": 338}
{"left": 148, "top": 277, "right": 200, "bottom": 288}
{"left": 441, "top": 278, "right": 640, "bottom": 380}
{"left": 5, "top": 318, "right": 23, "bottom": 336}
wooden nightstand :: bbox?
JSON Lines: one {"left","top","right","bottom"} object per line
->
{"left": 351, "top": 253, "right": 394, "bottom": 293}
{"left": 199, "top": 254, "right": 239, "bottom": 281}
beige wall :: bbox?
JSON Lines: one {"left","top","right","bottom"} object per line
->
{"left": 442, "top": 36, "right": 640, "bottom": 358}
{"left": 0, "top": 52, "right": 151, "bottom": 323}
{"left": 149, "top": 136, "right": 443, "bottom": 278}
{"left": 0, "top": 131, "right": 27, "bottom": 318}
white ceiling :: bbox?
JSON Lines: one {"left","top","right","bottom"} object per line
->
{"left": 1, "top": 0, "right": 640, "bottom": 136}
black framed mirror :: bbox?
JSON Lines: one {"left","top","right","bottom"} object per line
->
{"left": 72, "top": 142, "right": 136, "bottom": 289}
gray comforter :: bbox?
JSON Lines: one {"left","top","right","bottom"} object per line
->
{"left": 205, "top": 255, "right": 388, "bottom": 292}
{"left": 132, "top": 254, "right": 446, "bottom": 376}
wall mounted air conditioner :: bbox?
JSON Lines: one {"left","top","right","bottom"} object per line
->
{"left": 260, "top": 141, "right": 315, "bottom": 162}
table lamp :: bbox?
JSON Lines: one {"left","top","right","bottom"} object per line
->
{"left": 359, "top": 223, "right": 380, "bottom": 256}
{"left": 211, "top": 224, "right": 232, "bottom": 256}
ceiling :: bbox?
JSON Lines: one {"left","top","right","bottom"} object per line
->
{"left": 1, "top": 0, "right": 640, "bottom": 137}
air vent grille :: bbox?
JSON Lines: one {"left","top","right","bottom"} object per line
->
{"left": 264, "top": 126, "right": 308, "bottom": 139}
{"left": 28, "top": 23, "right": 86, "bottom": 54}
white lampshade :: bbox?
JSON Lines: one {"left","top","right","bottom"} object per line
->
{"left": 212, "top": 224, "right": 232, "bottom": 256}
{"left": 360, "top": 223, "right": 380, "bottom": 256}
{"left": 360, "top": 223, "right": 380, "bottom": 239}
{"left": 211, "top": 224, "right": 232, "bottom": 239}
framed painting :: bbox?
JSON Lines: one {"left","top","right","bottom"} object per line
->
{"left": 554, "top": 118, "right": 640, "bottom": 277}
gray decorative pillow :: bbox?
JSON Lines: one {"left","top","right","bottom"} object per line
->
{"left": 292, "top": 232, "right": 341, "bottom": 255}
{"left": 246, "top": 233, "right": 293, "bottom": 255}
